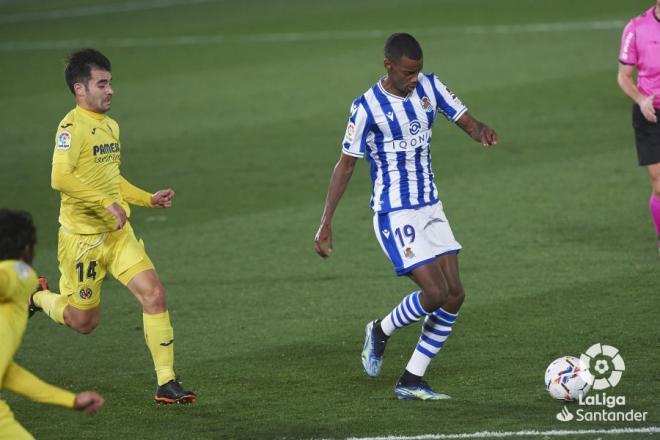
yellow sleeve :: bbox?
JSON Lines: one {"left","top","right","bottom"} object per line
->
{"left": 120, "top": 176, "right": 153, "bottom": 207}
{"left": 2, "top": 362, "right": 76, "bottom": 409}
{"left": 51, "top": 162, "right": 117, "bottom": 208}
{"left": 51, "top": 121, "right": 117, "bottom": 208}
{"left": 0, "top": 261, "right": 37, "bottom": 303}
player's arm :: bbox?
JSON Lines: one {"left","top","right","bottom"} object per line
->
{"left": 52, "top": 124, "right": 115, "bottom": 207}
{"left": 120, "top": 176, "right": 175, "bottom": 209}
{"left": 120, "top": 176, "right": 153, "bottom": 207}
{"left": 617, "top": 63, "right": 657, "bottom": 123}
{"left": 315, "top": 99, "right": 367, "bottom": 258}
{"left": 52, "top": 161, "right": 128, "bottom": 229}
{"left": 51, "top": 124, "right": 128, "bottom": 228}
{"left": 314, "top": 153, "right": 358, "bottom": 258}
{"left": 429, "top": 75, "right": 497, "bottom": 147}
{"left": 2, "top": 362, "right": 104, "bottom": 413}
{"left": 51, "top": 162, "right": 116, "bottom": 208}
{"left": 456, "top": 112, "right": 498, "bottom": 147}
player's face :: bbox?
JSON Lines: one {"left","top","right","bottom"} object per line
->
{"left": 385, "top": 55, "right": 423, "bottom": 96}
{"left": 77, "top": 68, "right": 113, "bottom": 113}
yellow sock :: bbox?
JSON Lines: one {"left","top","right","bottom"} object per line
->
{"left": 143, "top": 311, "right": 176, "bottom": 386}
{"left": 32, "top": 290, "right": 66, "bottom": 325}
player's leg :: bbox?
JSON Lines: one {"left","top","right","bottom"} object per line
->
{"left": 392, "top": 256, "right": 457, "bottom": 400}
{"left": 112, "top": 224, "right": 195, "bottom": 404}
{"left": 396, "top": 202, "right": 464, "bottom": 400}
{"left": 362, "top": 209, "right": 437, "bottom": 377}
{"left": 395, "top": 253, "right": 463, "bottom": 399}
{"left": 31, "top": 229, "right": 105, "bottom": 334}
{"left": 647, "top": 162, "right": 660, "bottom": 251}
{"left": 634, "top": 105, "right": 660, "bottom": 251}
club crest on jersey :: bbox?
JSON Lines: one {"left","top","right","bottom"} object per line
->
{"left": 409, "top": 120, "right": 421, "bottom": 135}
{"left": 346, "top": 122, "right": 356, "bottom": 141}
{"left": 404, "top": 247, "right": 415, "bottom": 259}
{"left": 57, "top": 131, "right": 71, "bottom": 150}
{"left": 420, "top": 96, "right": 433, "bottom": 112}
{"left": 79, "top": 287, "right": 93, "bottom": 300}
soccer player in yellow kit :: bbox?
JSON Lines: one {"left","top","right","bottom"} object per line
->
{"left": 30, "top": 49, "right": 196, "bottom": 404}
{"left": 1, "top": 209, "right": 104, "bottom": 440}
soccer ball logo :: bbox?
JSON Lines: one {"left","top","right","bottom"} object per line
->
{"left": 544, "top": 356, "right": 592, "bottom": 401}
{"left": 578, "top": 343, "right": 625, "bottom": 390}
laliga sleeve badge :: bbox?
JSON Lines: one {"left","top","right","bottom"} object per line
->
{"left": 57, "top": 130, "right": 72, "bottom": 150}
{"left": 345, "top": 122, "right": 355, "bottom": 141}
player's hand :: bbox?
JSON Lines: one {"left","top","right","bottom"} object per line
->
{"left": 479, "top": 125, "right": 498, "bottom": 147}
{"left": 106, "top": 202, "right": 127, "bottom": 230}
{"left": 314, "top": 223, "right": 333, "bottom": 258}
{"left": 151, "top": 189, "right": 175, "bottom": 208}
{"left": 639, "top": 95, "right": 658, "bottom": 123}
{"left": 74, "top": 391, "right": 104, "bottom": 414}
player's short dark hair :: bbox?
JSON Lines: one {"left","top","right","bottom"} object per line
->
{"left": 65, "top": 48, "right": 111, "bottom": 94}
{"left": 384, "top": 33, "right": 423, "bottom": 62}
{"left": 0, "top": 209, "right": 36, "bottom": 260}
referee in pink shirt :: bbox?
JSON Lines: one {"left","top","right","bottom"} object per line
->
{"left": 618, "top": 0, "right": 660, "bottom": 253}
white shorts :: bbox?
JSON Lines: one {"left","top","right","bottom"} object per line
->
{"left": 373, "top": 201, "right": 462, "bottom": 276}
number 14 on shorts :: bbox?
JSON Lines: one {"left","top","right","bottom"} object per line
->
{"left": 76, "top": 260, "right": 98, "bottom": 282}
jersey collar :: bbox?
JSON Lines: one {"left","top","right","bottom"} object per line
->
{"left": 378, "top": 77, "right": 411, "bottom": 101}
{"left": 75, "top": 105, "right": 106, "bottom": 121}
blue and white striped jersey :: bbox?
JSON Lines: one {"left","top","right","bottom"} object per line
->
{"left": 342, "top": 73, "right": 467, "bottom": 213}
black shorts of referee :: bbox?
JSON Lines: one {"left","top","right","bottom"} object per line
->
{"left": 633, "top": 104, "right": 660, "bottom": 166}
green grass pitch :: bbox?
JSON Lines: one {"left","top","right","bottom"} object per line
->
{"left": 0, "top": 0, "right": 658, "bottom": 439}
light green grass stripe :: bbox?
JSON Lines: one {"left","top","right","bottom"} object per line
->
{"left": 0, "top": 20, "right": 624, "bottom": 51}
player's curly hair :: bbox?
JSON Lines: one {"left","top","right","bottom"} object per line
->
{"left": 65, "top": 48, "right": 112, "bottom": 94}
{"left": 0, "top": 209, "right": 37, "bottom": 260}
{"left": 384, "top": 33, "right": 423, "bottom": 62}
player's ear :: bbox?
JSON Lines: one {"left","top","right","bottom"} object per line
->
{"left": 73, "top": 82, "right": 85, "bottom": 97}
{"left": 384, "top": 57, "right": 393, "bottom": 72}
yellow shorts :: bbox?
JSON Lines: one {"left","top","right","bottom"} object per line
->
{"left": 57, "top": 222, "right": 154, "bottom": 310}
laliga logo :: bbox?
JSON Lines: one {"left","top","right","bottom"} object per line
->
{"left": 578, "top": 343, "right": 625, "bottom": 390}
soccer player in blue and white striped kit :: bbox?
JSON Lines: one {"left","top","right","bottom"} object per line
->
{"left": 314, "top": 33, "right": 497, "bottom": 400}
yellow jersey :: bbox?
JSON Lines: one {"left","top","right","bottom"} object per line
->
{"left": 52, "top": 106, "right": 152, "bottom": 234}
{"left": 0, "top": 260, "right": 75, "bottom": 409}
{"left": 0, "top": 259, "right": 36, "bottom": 377}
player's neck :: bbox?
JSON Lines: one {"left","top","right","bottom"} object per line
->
{"left": 380, "top": 78, "right": 407, "bottom": 98}
{"left": 655, "top": 5, "right": 660, "bottom": 21}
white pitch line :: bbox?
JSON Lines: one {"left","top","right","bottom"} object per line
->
{"left": 333, "top": 426, "right": 660, "bottom": 440}
{"left": 0, "top": 20, "right": 626, "bottom": 52}
{"left": 0, "top": 0, "right": 214, "bottom": 24}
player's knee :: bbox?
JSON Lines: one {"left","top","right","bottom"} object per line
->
{"left": 140, "top": 284, "right": 167, "bottom": 310}
{"left": 448, "top": 286, "right": 465, "bottom": 308}
{"left": 653, "top": 187, "right": 660, "bottom": 199}
{"left": 651, "top": 175, "right": 660, "bottom": 196}
{"left": 69, "top": 314, "right": 99, "bottom": 334}
{"left": 421, "top": 285, "right": 449, "bottom": 311}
